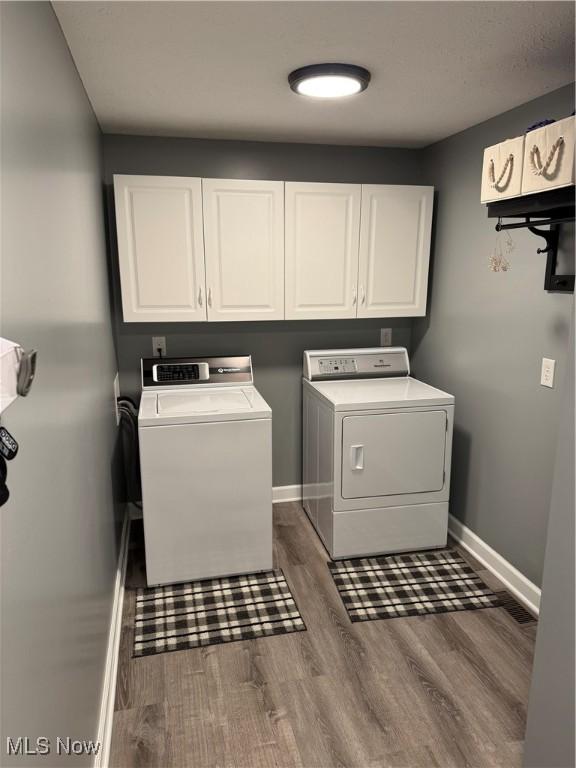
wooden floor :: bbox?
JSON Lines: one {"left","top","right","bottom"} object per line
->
{"left": 110, "top": 503, "right": 537, "bottom": 768}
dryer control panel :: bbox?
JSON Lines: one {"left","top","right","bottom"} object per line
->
{"left": 318, "top": 357, "right": 358, "bottom": 376}
{"left": 304, "top": 348, "right": 410, "bottom": 381}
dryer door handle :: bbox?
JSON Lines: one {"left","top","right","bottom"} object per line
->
{"left": 350, "top": 445, "right": 364, "bottom": 471}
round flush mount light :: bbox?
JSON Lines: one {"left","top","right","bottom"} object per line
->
{"left": 288, "top": 63, "right": 371, "bottom": 99}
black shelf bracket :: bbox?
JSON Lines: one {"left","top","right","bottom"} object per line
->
{"left": 528, "top": 224, "right": 573, "bottom": 292}
{"left": 488, "top": 188, "right": 575, "bottom": 293}
{"left": 495, "top": 218, "right": 574, "bottom": 293}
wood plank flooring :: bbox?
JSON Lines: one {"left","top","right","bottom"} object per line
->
{"left": 109, "top": 503, "right": 536, "bottom": 767}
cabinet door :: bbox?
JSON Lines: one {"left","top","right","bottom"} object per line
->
{"left": 285, "top": 182, "right": 361, "bottom": 319}
{"left": 358, "top": 185, "right": 433, "bottom": 317}
{"left": 202, "top": 179, "right": 284, "bottom": 321}
{"left": 114, "top": 175, "right": 207, "bottom": 322}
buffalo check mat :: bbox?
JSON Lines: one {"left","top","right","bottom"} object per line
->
{"left": 133, "top": 569, "right": 306, "bottom": 657}
{"left": 328, "top": 549, "right": 501, "bottom": 622}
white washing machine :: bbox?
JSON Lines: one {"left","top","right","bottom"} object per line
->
{"left": 138, "top": 355, "right": 272, "bottom": 586}
{"left": 303, "top": 348, "right": 454, "bottom": 559}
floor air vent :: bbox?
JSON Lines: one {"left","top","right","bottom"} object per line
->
{"left": 495, "top": 591, "right": 537, "bottom": 624}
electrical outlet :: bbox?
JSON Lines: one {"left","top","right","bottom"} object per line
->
{"left": 113, "top": 372, "right": 120, "bottom": 426}
{"left": 152, "top": 336, "right": 166, "bottom": 358}
{"left": 541, "top": 358, "right": 556, "bottom": 388}
{"left": 380, "top": 328, "right": 393, "bottom": 346}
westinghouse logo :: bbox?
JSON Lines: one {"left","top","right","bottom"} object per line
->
{"left": 6, "top": 736, "right": 101, "bottom": 757}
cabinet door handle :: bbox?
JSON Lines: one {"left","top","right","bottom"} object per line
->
{"left": 350, "top": 445, "right": 364, "bottom": 471}
{"left": 208, "top": 288, "right": 212, "bottom": 308}
{"left": 198, "top": 287, "right": 203, "bottom": 307}
{"left": 352, "top": 286, "right": 357, "bottom": 306}
{"left": 360, "top": 286, "right": 366, "bottom": 305}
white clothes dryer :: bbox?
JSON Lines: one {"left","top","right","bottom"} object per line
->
{"left": 302, "top": 348, "right": 454, "bottom": 559}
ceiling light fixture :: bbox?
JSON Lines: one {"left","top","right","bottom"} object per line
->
{"left": 288, "top": 63, "right": 371, "bottom": 99}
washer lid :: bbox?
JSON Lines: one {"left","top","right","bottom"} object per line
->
{"left": 306, "top": 376, "right": 454, "bottom": 411}
{"left": 158, "top": 390, "right": 252, "bottom": 415}
{"left": 138, "top": 386, "right": 271, "bottom": 426}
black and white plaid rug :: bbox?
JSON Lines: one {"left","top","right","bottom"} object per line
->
{"left": 133, "top": 569, "right": 305, "bottom": 657}
{"left": 329, "top": 549, "right": 501, "bottom": 622}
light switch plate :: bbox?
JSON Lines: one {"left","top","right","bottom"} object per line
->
{"left": 541, "top": 358, "right": 556, "bottom": 388}
{"left": 152, "top": 336, "right": 167, "bottom": 357}
{"left": 380, "top": 328, "right": 393, "bottom": 346}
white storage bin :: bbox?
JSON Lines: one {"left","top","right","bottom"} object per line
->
{"left": 481, "top": 135, "right": 525, "bottom": 203}
{"left": 522, "top": 116, "right": 575, "bottom": 195}
{"left": 0, "top": 338, "right": 20, "bottom": 415}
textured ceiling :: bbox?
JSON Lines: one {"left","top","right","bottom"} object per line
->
{"left": 53, "top": 1, "right": 575, "bottom": 147}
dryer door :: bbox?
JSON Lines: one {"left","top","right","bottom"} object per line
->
{"left": 341, "top": 410, "right": 446, "bottom": 499}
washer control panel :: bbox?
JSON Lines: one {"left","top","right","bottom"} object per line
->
{"left": 153, "top": 362, "right": 209, "bottom": 383}
{"left": 142, "top": 356, "right": 253, "bottom": 389}
{"left": 304, "top": 348, "right": 410, "bottom": 381}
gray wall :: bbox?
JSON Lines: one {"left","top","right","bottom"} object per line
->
{"left": 523, "top": 309, "right": 574, "bottom": 768}
{"left": 102, "top": 135, "right": 422, "bottom": 486}
{"left": 412, "top": 84, "right": 575, "bottom": 586}
{"left": 1, "top": 4, "right": 120, "bottom": 765}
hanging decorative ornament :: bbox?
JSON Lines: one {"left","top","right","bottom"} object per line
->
{"left": 489, "top": 222, "right": 514, "bottom": 272}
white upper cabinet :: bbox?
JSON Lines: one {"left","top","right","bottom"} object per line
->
{"left": 113, "top": 175, "right": 434, "bottom": 323}
{"left": 114, "top": 175, "right": 206, "bottom": 322}
{"left": 202, "top": 179, "right": 284, "bottom": 321}
{"left": 285, "top": 182, "right": 361, "bottom": 320}
{"left": 357, "top": 185, "right": 433, "bottom": 317}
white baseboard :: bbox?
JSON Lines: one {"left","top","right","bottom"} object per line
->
{"left": 272, "top": 484, "right": 302, "bottom": 503}
{"left": 94, "top": 509, "right": 130, "bottom": 768}
{"left": 449, "top": 514, "right": 541, "bottom": 616}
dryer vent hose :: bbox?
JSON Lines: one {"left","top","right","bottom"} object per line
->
{"left": 118, "top": 397, "right": 142, "bottom": 508}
